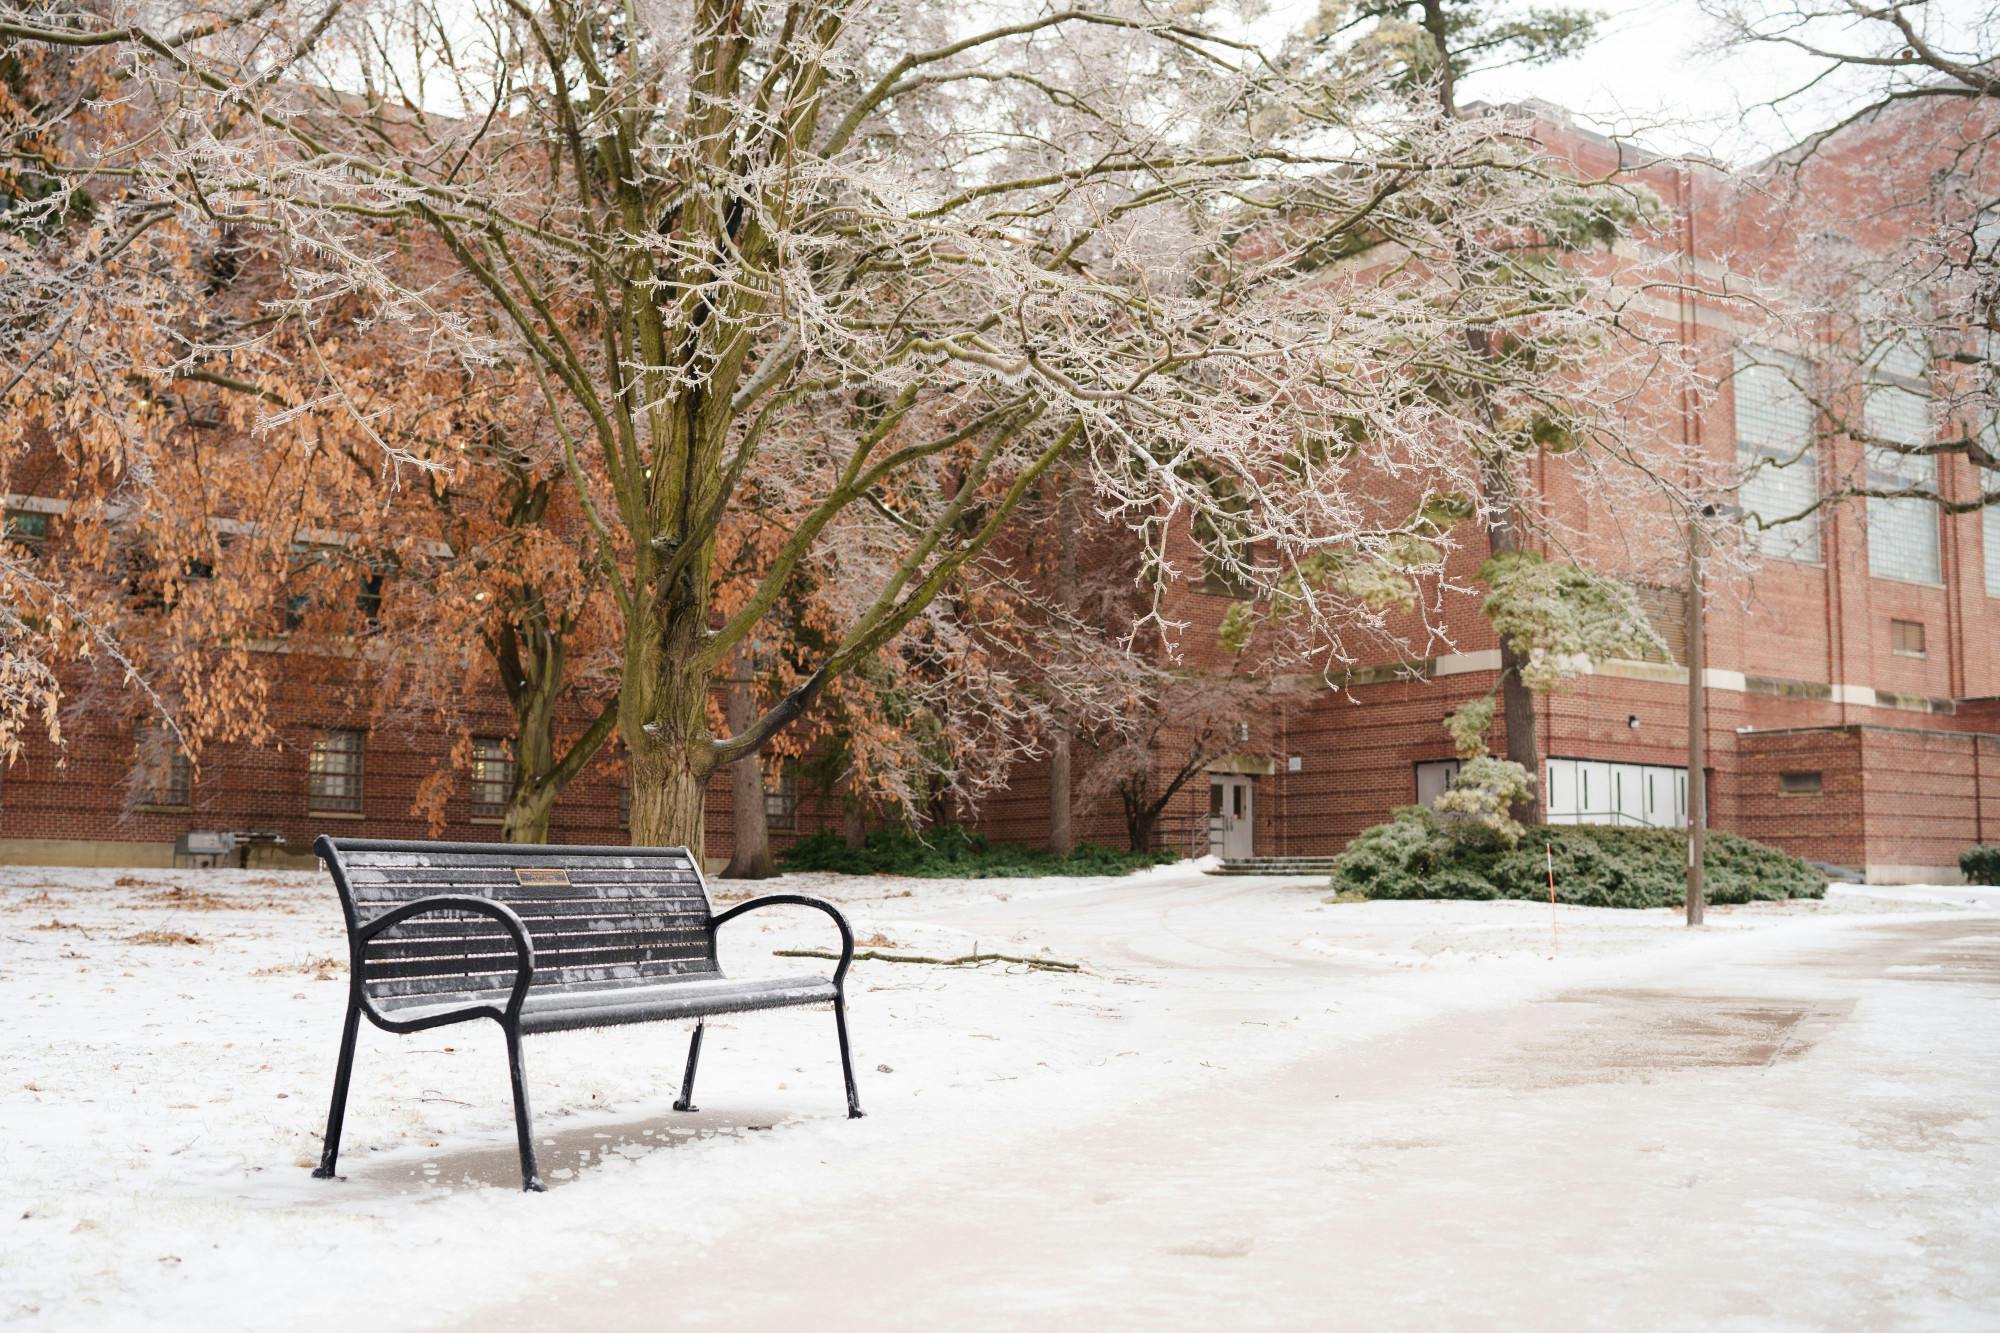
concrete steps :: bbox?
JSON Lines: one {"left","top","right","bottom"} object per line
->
{"left": 1210, "top": 856, "right": 1340, "bottom": 877}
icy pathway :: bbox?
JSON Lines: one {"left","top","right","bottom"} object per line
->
{"left": 464, "top": 891, "right": 2000, "bottom": 1332}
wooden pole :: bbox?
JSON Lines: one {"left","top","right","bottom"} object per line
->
{"left": 1686, "top": 513, "right": 1708, "bottom": 927}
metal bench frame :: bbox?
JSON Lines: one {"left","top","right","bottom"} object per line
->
{"left": 309, "top": 835, "right": 862, "bottom": 1192}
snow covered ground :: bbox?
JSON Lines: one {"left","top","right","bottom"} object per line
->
{"left": 2, "top": 862, "right": 1996, "bottom": 1330}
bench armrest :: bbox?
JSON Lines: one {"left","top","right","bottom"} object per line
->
{"left": 355, "top": 895, "right": 537, "bottom": 1024}
{"left": 709, "top": 894, "right": 855, "bottom": 987}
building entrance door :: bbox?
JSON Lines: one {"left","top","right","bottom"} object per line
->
{"left": 1208, "top": 774, "right": 1255, "bottom": 859}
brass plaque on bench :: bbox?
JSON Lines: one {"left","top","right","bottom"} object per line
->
{"left": 513, "top": 867, "right": 572, "bottom": 888}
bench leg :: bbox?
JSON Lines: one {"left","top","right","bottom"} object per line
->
{"left": 312, "top": 1001, "right": 362, "bottom": 1179}
{"left": 834, "top": 993, "right": 864, "bottom": 1119}
{"left": 503, "top": 1023, "right": 544, "bottom": 1192}
{"left": 673, "top": 1021, "right": 704, "bottom": 1112}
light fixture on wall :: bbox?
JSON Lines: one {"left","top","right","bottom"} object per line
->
{"left": 1627, "top": 714, "right": 1641, "bottom": 730}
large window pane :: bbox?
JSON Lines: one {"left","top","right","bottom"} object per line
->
{"left": 136, "top": 721, "right": 191, "bottom": 808}
{"left": 1986, "top": 470, "right": 2000, "bottom": 596}
{"left": 470, "top": 737, "right": 514, "bottom": 821}
{"left": 1734, "top": 351, "right": 1819, "bottom": 561}
{"left": 1865, "top": 343, "right": 1939, "bottom": 584}
{"left": 309, "top": 729, "right": 365, "bottom": 813}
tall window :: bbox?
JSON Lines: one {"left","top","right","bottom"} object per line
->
{"left": 764, "top": 767, "right": 799, "bottom": 832}
{"left": 1985, "top": 469, "right": 2000, "bottom": 596}
{"left": 1733, "top": 351, "right": 1820, "bottom": 561}
{"left": 308, "top": 729, "right": 366, "bottom": 813}
{"left": 1864, "top": 342, "right": 1940, "bottom": 584}
{"left": 357, "top": 571, "right": 387, "bottom": 625}
{"left": 136, "top": 722, "right": 192, "bottom": 808}
{"left": 470, "top": 737, "right": 514, "bottom": 821}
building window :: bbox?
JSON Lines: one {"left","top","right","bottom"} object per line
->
{"left": 1984, "top": 466, "right": 2000, "bottom": 597}
{"left": 764, "top": 767, "right": 799, "bottom": 831}
{"left": 308, "top": 729, "right": 365, "bottom": 813}
{"left": 1545, "top": 758, "right": 1687, "bottom": 829}
{"left": 1890, "top": 618, "right": 1926, "bottom": 658}
{"left": 470, "top": 737, "right": 514, "bottom": 821}
{"left": 357, "top": 571, "right": 386, "bottom": 625}
{"left": 1779, "top": 770, "right": 1824, "bottom": 794}
{"left": 619, "top": 782, "right": 631, "bottom": 831}
{"left": 136, "top": 722, "right": 192, "bottom": 808}
{"left": 4, "top": 507, "right": 50, "bottom": 551}
{"left": 1864, "top": 343, "right": 1940, "bottom": 584}
{"left": 1733, "top": 350, "right": 1820, "bottom": 561}
{"left": 1415, "top": 759, "right": 1462, "bottom": 808}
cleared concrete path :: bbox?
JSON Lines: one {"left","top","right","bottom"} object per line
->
{"left": 464, "top": 893, "right": 2000, "bottom": 1332}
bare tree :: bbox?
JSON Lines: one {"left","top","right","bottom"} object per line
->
{"left": 1706, "top": 1, "right": 2000, "bottom": 530}
{"left": 3, "top": 0, "right": 1712, "bottom": 853}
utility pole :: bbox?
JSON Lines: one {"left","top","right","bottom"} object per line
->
{"left": 1684, "top": 504, "right": 1743, "bottom": 925}
{"left": 1686, "top": 511, "right": 1707, "bottom": 926}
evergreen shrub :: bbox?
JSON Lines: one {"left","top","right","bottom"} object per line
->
{"left": 1329, "top": 806, "right": 1827, "bottom": 908}
{"left": 1959, "top": 844, "right": 2000, "bottom": 886}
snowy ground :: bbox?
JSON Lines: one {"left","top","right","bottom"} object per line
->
{"left": 2, "top": 862, "right": 1996, "bottom": 1330}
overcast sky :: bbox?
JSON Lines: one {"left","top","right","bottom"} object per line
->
{"left": 1283, "top": 0, "right": 1906, "bottom": 164}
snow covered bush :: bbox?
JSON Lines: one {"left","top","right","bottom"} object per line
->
{"left": 1431, "top": 756, "right": 1537, "bottom": 848}
{"left": 1959, "top": 844, "right": 2000, "bottom": 886}
{"left": 1330, "top": 809, "right": 1828, "bottom": 908}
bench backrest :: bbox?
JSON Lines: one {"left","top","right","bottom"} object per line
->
{"left": 318, "top": 836, "right": 717, "bottom": 1004}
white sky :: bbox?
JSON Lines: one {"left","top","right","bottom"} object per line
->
{"left": 1260, "top": 0, "right": 1982, "bottom": 164}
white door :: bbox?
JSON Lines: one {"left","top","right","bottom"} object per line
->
{"left": 1612, "top": 764, "right": 1646, "bottom": 826}
{"left": 1208, "top": 775, "right": 1255, "bottom": 859}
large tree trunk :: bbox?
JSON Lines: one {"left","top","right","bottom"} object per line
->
{"left": 1482, "top": 459, "right": 1542, "bottom": 824}
{"left": 722, "top": 662, "right": 775, "bottom": 879}
{"left": 502, "top": 782, "right": 557, "bottom": 843}
{"left": 629, "top": 732, "right": 710, "bottom": 856}
{"left": 1049, "top": 731, "right": 1074, "bottom": 856}
{"left": 623, "top": 529, "right": 720, "bottom": 854}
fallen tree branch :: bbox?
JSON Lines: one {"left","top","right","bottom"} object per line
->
{"left": 775, "top": 948, "right": 1082, "bottom": 973}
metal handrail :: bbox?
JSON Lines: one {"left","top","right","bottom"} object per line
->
{"left": 1548, "top": 809, "right": 1671, "bottom": 828}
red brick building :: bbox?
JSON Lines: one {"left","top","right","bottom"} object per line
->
{"left": 4, "top": 100, "right": 1997, "bottom": 881}
{"left": 973, "top": 100, "right": 2000, "bottom": 884}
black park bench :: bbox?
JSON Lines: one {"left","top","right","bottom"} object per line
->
{"left": 309, "top": 836, "right": 862, "bottom": 1192}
